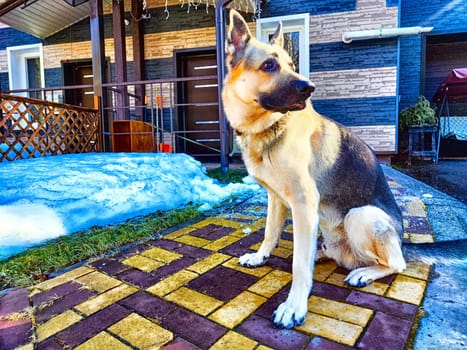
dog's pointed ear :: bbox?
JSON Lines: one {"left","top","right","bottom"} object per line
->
{"left": 226, "top": 10, "right": 251, "bottom": 67}
{"left": 269, "top": 21, "right": 284, "bottom": 48}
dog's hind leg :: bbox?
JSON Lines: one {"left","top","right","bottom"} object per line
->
{"left": 238, "top": 191, "right": 288, "bottom": 267}
{"left": 342, "top": 205, "right": 406, "bottom": 287}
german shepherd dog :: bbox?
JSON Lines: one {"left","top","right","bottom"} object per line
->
{"left": 222, "top": 10, "right": 406, "bottom": 329}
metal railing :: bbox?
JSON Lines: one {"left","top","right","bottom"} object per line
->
{"left": 2, "top": 75, "right": 225, "bottom": 162}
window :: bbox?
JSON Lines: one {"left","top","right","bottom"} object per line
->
{"left": 256, "top": 13, "right": 310, "bottom": 78}
{"left": 7, "top": 44, "right": 44, "bottom": 98}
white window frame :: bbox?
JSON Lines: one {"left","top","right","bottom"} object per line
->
{"left": 7, "top": 43, "right": 45, "bottom": 96}
{"left": 256, "top": 13, "right": 310, "bottom": 78}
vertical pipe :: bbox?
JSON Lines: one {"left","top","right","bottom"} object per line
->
{"left": 215, "top": 0, "right": 233, "bottom": 173}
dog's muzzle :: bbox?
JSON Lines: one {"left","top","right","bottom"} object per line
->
{"left": 259, "top": 79, "right": 315, "bottom": 113}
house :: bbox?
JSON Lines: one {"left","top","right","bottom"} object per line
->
{"left": 0, "top": 0, "right": 466, "bottom": 165}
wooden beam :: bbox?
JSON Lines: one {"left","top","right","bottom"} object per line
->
{"left": 113, "top": 0, "right": 129, "bottom": 120}
{"left": 131, "top": 0, "right": 145, "bottom": 120}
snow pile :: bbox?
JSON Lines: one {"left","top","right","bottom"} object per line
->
{"left": 0, "top": 152, "right": 259, "bottom": 260}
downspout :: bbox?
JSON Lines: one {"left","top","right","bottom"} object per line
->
{"left": 215, "top": 0, "right": 233, "bottom": 173}
{"left": 342, "top": 26, "right": 433, "bottom": 44}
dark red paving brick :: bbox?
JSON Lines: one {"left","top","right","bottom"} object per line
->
{"left": 161, "top": 337, "right": 201, "bottom": 350}
{"left": 311, "top": 281, "right": 351, "bottom": 302}
{"left": 190, "top": 224, "right": 236, "bottom": 241}
{"left": 174, "top": 244, "right": 211, "bottom": 260}
{"left": 36, "top": 337, "right": 63, "bottom": 350}
{"left": 161, "top": 307, "right": 227, "bottom": 348}
{"left": 187, "top": 266, "right": 237, "bottom": 292}
{"left": 119, "top": 291, "right": 177, "bottom": 320}
{"left": 405, "top": 216, "right": 431, "bottom": 234}
{"left": 148, "top": 238, "right": 184, "bottom": 250}
{"left": 255, "top": 288, "right": 289, "bottom": 319}
{"left": 151, "top": 256, "right": 197, "bottom": 280}
{"left": 208, "top": 271, "right": 258, "bottom": 301}
{"left": 346, "top": 290, "right": 418, "bottom": 320}
{"left": 0, "top": 319, "right": 31, "bottom": 350}
{"left": 90, "top": 258, "right": 129, "bottom": 275}
{"left": 112, "top": 245, "right": 145, "bottom": 260}
{"left": 0, "top": 287, "right": 29, "bottom": 317}
{"left": 305, "top": 337, "right": 353, "bottom": 350}
{"left": 357, "top": 312, "right": 412, "bottom": 350}
{"left": 266, "top": 255, "right": 292, "bottom": 273}
{"left": 31, "top": 281, "right": 82, "bottom": 306}
{"left": 237, "top": 314, "right": 309, "bottom": 350}
{"left": 117, "top": 268, "right": 162, "bottom": 289}
{"left": 220, "top": 231, "right": 264, "bottom": 256}
{"left": 35, "top": 288, "right": 96, "bottom": 324}
{"left": 54, "top": 303, "right": 130, "bottom": 348}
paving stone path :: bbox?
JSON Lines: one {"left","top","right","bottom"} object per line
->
{"left": 0, "top": 178, "right": 433, "bottom": 349}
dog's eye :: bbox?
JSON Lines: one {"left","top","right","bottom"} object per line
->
{"left": 260, "top": 59, "right": 279, "bottom": 72}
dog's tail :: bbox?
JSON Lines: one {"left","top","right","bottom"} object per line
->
{"left": 402, "top": 239, "right": 467, "bottom": 265}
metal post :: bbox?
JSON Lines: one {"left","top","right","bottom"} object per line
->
{"left": 215, "top": 0, "right": 233, "bottom": 173}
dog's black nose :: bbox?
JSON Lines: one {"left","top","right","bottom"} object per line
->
{"left": 295, "top": 80, "right": 315, "bottom": 98}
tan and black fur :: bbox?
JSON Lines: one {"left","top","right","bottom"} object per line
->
{"left": 223, "top": 10, "right": 406, "bottom": 329}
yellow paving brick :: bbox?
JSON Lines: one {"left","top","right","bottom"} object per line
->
{"left": 313, "top": 260, "right": 337, "bottom": 281}
{"left": 77, "top": 271, "right": 121, "bottom": 293}
{"left": 308, "top": 296, "right": 373, "bottom": 326}
{"left": 296, "top": 312, "right": 363, "bottom": 346}
{"left": 210, "top": 331, "right": 257, "bottom": 350}
{"left": 209, "top": 291, "right": 267, "bottom": 328}
{"left": 222, "top": 258, "right": 273, "bottom": 278}
{"left": 187, "top": 253, "right": 231, "bottom": 274}
{"left": 250, "top": 242, "right": 261, "bottom": 251}
{"left": 409, "top": 233, "right": 434, "bottom": 244}
{"left": 36, "top": 310, "right": 82, "bottom": 342}
{"left": 248, "top": 270, "right": 292, "bottom": 298}
{"left": 406, "top": 199, "right": 427, "bottom": 217}
{"left": 401, "top": 262, "right": 431, "bottom": 280}
{"left": 326, "top": 272, "right": 388, "bottom": 295}
{"left": 14, "top": 343, "right": 34, "bottom": 350}
{"left": 387, "top": 274, "right": 426, "bottom": 305}
{"left": 190, "top": 218, "right": 216, "bottom": 228}
{"left": 257, "top": 346, "right": 274, "bottom": 350}
{"left": 109, "top": 313, "right": 173, "bottom": 349}
{"left": 270, "top": 246, "right": 292, "bottom": 259}
{"left": 284, "top": 224, "right": 294, "bottom": 233}
{"left": 142, "top": 247, "right": 182, "bottom": 263}
{"left": 213, "top": 218, "right": 244, "bottom": 229}
{"left": 278, "top": 239, "right": 293, "bottom": 250}
{"left": 165, "top": 287, "right": 223, "bottom": 316}
{"left": 175, "top": 235, "right": 211, "bottom": 248}
{"left": 75, "top": 331, "right": 132, "bottom": 350}
{"left": 204, "top": 235, "right": 242, "bottom": 251}
{"left": 31, "top": 266, "right": 94, "bottom": 294}
{"left": 146, "top": 270, "right": 199, "bottom": 297}
{"left": 122, "top": 254, "right": 165, "bottom": 272}
{"left": 75, "top": 284, "right": 138, "bottom": 316}
{"left": 163, "top": 226, "right": 196, "bottom": 239}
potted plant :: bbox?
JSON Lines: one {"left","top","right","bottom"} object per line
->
{"left": 399, "top": 95, "right": 437, "bottom": 130}
{"left": 398, "top": 96, "right": 438, "bottom": 164}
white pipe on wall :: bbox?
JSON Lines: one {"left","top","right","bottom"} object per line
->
{"left": 342, "top": 26, "right": 434, "bottom": 44}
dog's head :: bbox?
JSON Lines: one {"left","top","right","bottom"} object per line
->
{"left": 223, "top": 10, "right": 315, "bottom": 133}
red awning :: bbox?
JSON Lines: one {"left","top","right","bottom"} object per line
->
{"left": 433, "top": 68, "right": 467, "bottom": 103}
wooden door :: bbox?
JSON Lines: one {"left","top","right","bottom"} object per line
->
{"left": 181, "top": 53, "right": 219, "bottom": 160}
{"left": 75, "top": 65, "right": 94, "bottom": 108}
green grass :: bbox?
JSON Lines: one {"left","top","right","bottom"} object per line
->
{"left": 206, "top": 166, "right": 248, "bottom": 184}
{"left": 0, "top": 206, "right": 201, "bottom": 290}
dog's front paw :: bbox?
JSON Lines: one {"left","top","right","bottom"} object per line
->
{"left": 344, "top": 267, "right": 374, "bottom": 287}
{"left": 238, "top": 252, "right": 268, "bottom": 268}
{"left": 272, "top": 299, "right": 307, "bottom": 329}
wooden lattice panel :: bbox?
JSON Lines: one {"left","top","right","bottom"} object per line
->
{"left": 0, "top": 93, "right": 101, "bottom": 162}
